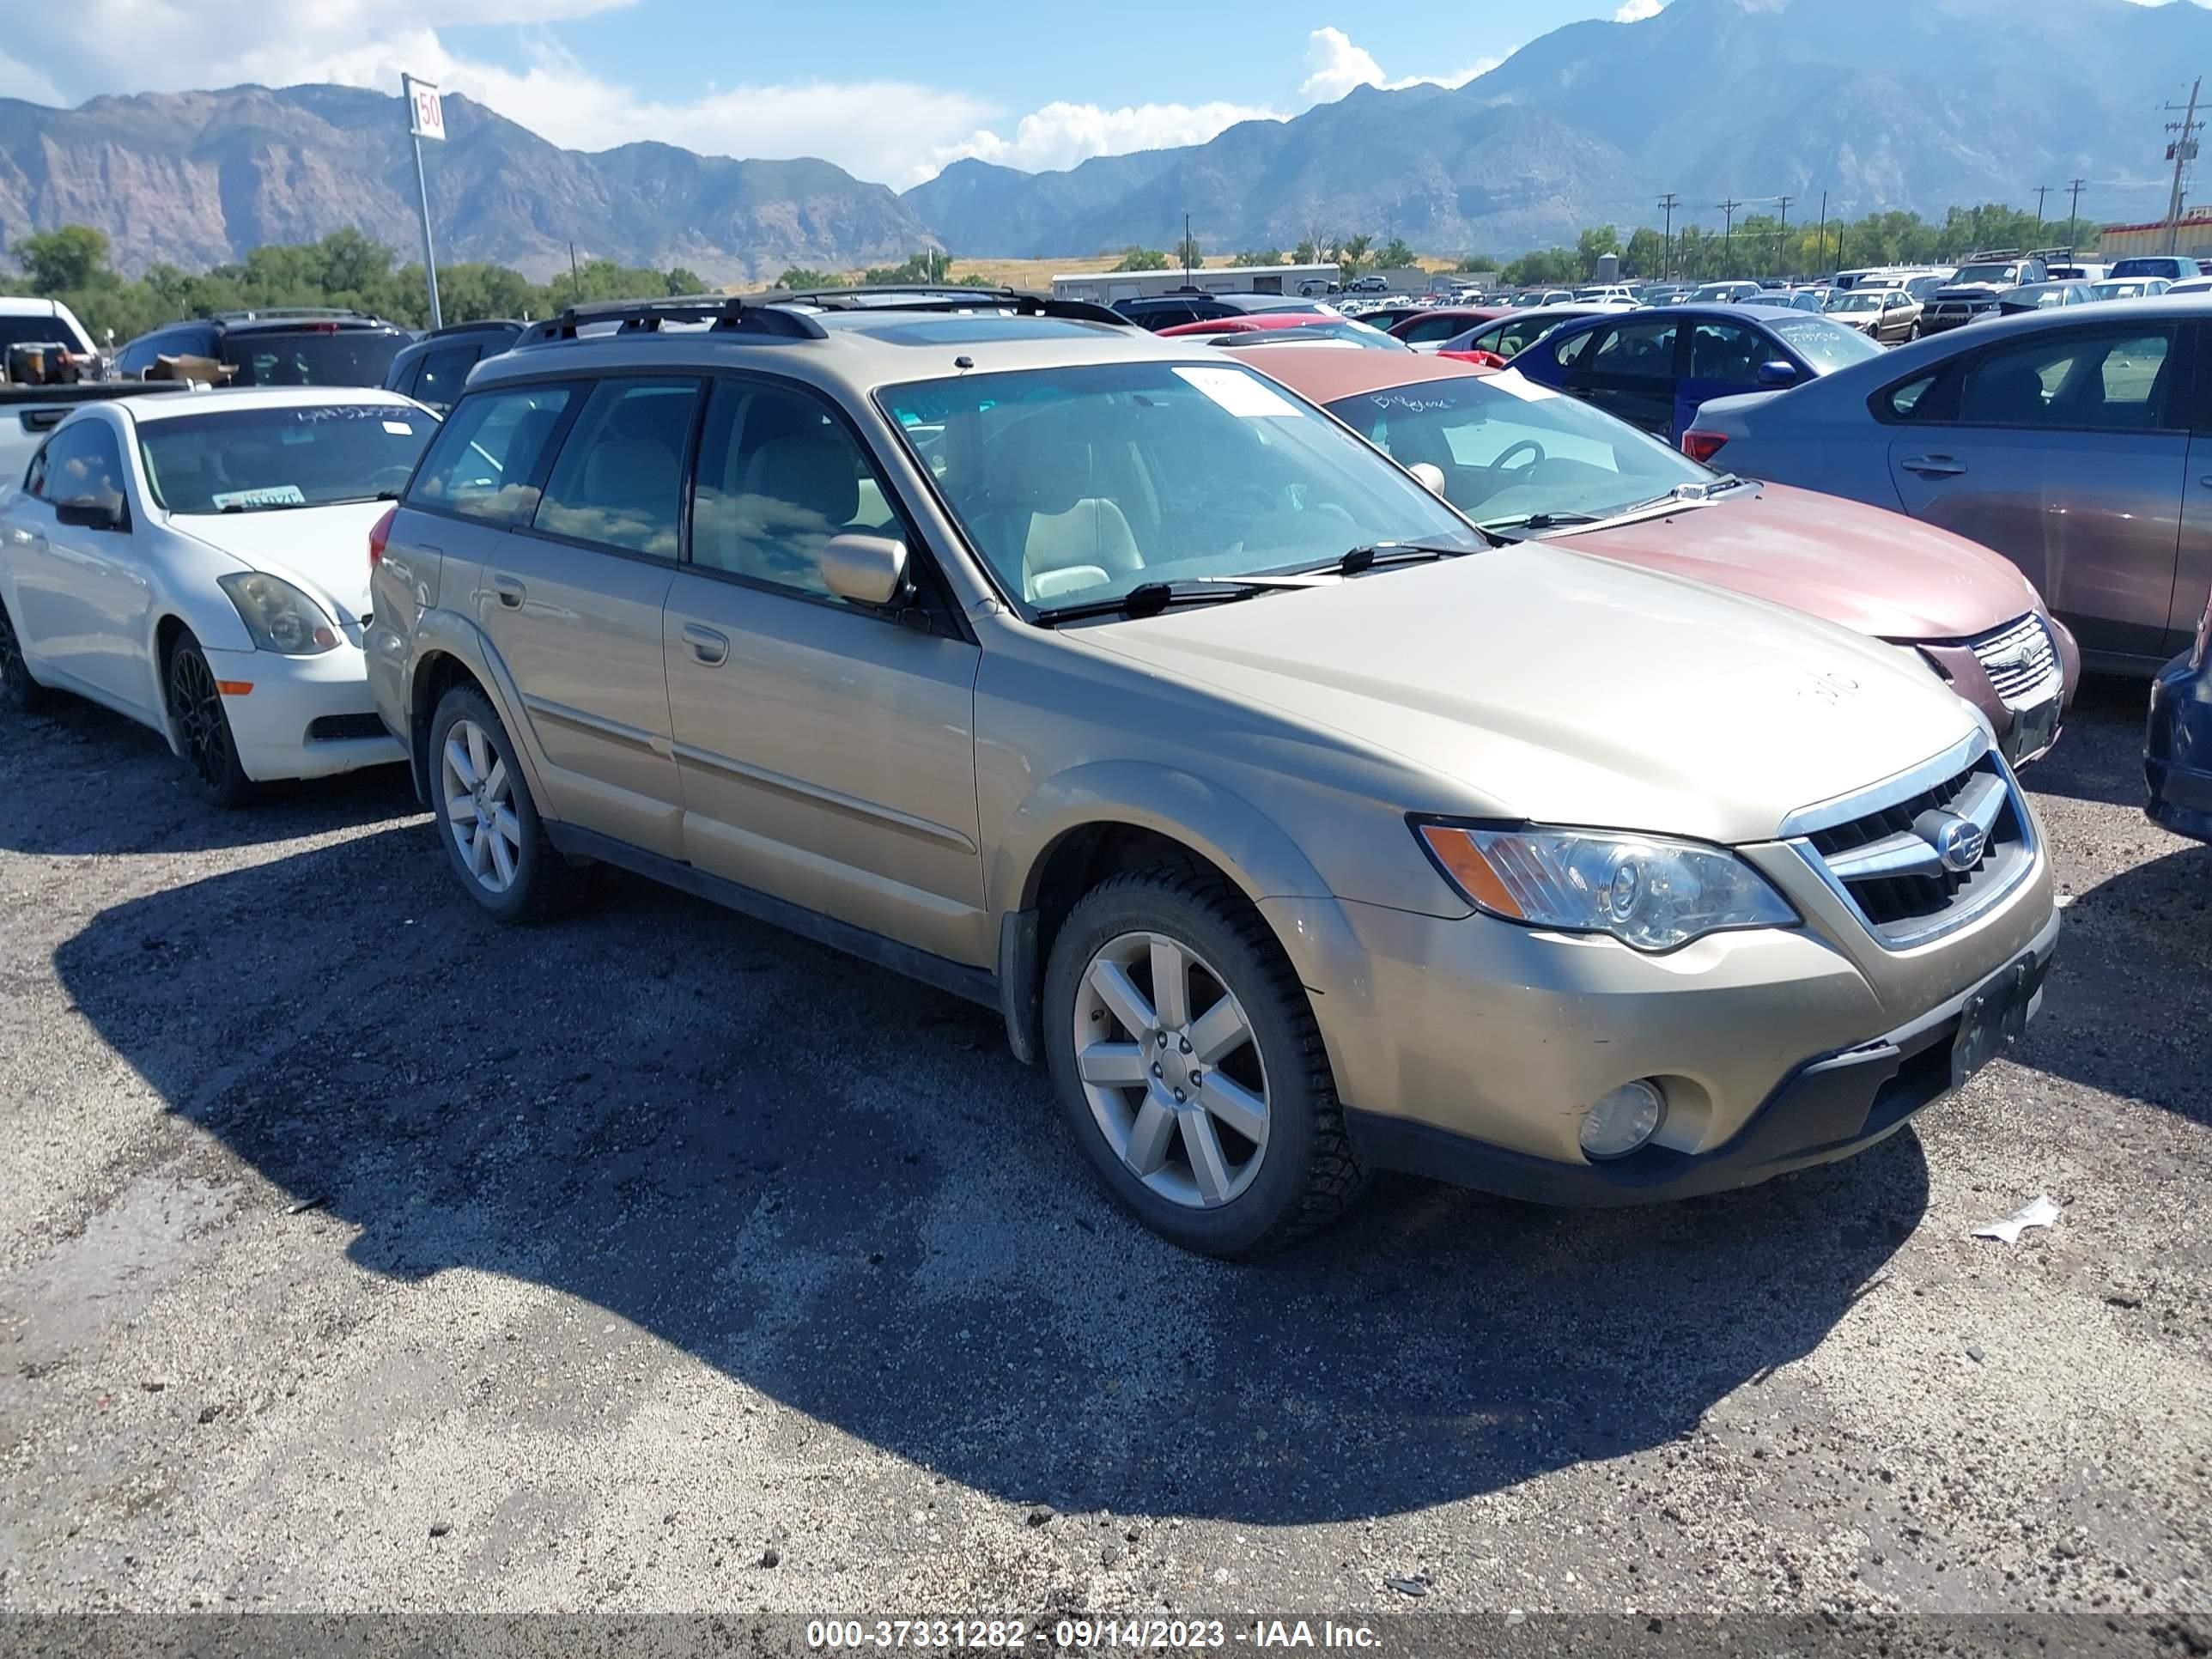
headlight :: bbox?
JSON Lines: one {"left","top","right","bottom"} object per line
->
{"left": 1414, "top": 821, "right": 1798, "bottom": 952}
{"left": 217, "top": 572, "right": 338, "bottom": 655}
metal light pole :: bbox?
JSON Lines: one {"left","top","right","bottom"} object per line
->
{"left": 403, "top": 75, "right": 446, "bottom": 330}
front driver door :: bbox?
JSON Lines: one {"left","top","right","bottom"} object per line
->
{"left": 663, "top": 376, "right": 988, "bottom": 968}
{"left": 9, "top": 416, "right": 156, "bottom": 714}
{"left": 1886, "top": 320, "right": 2185, "bottom": 664}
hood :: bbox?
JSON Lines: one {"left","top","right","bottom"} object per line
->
{"left": 170, "top": 499, "right": 389, "bottom": 624}
{"left": 1079, "top": 543, "right": 1984, "bottom": 846}
{"left": 1559, "top": 483, "right": 2044, "bottom": 641}
{"left": 1934, "top": 283, "right": 2005, "bottom": 301}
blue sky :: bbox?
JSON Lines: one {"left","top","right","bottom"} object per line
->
{"left": 1, "top": 0, "right": 1670, "bottom": 185}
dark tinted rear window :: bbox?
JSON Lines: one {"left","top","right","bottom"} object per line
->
{"left": 222, "top": 328, "right": 409, "bottom": 387}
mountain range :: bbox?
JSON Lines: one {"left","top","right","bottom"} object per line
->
{"left": 1, "top": 0, "right": 2207, "bottom": 281}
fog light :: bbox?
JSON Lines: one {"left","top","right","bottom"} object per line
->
{"left": 1580, "top": 1079, "right": 1667, "bottom": 1160}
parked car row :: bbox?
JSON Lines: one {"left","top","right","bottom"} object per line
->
{"left": 3, "top": 283, "right": 2197, "bottom": 1265}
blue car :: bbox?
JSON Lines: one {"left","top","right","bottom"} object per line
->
{"left": 2146, "top": 590, "right": 2212, "bottom": 843}
{"left": 1508, "top": 301, "right": 1885, "bottom": 443}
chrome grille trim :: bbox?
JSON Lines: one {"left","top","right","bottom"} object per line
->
{"left": 1784, "top": 742, "right": 2038, "bottom": 951}
{"left": 1966, "top": 611, "right": 2061, "bottom": 704}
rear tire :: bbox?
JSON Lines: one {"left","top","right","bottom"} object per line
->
{"left": 0, "top": 597, "right": 46, "bottom": 715}
{"left": 166, "top": 630, "right": 256, "bottom": 808}
{"left": 428, "top": 684, "right": 582, "bottom": 924}
{"left": 1042, "top": 866, "right": 1362, "bottom": 1256}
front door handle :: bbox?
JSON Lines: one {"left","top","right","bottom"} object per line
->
{"left": 683, "top": 623, "right": 730, "bottom": 666}
{"left": 491, "top": 574, "right": 526, "bottom": 609}
{"left": 1901, "top": 455, "right": 1967, "bottom": 477}
{"left": 2197, "top": 475, "right": 2212, "bottom": 489}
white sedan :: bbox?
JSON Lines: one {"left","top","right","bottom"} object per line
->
{"left": 0, "top": 386, "right": 434, "bottom": 804}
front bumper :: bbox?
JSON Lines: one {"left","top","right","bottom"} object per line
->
{"left": 1261, "top": 817, "right": 2057, "bottom": 1206}
{"left": 1917, "top": 614, "right": 2080, "bottom": 767}
{"left": 2146, "top": 648, "right": 2212, "bottom": 843}
{"left": 202, "top": 641, "right": 406, "bottom": 782}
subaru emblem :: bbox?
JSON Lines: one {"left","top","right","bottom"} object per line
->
{"left": 1927, "top": 814, "right": 1986, "bottom": 872}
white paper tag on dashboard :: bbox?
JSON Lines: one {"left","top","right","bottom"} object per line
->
{"left": 1174, "top": 366, "right": 1301, "bottom": 417}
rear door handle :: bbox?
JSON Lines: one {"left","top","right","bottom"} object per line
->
{"left": 491, "top": 574, "right": 526, "bottom": 609}
{"left": 1901, "top": 455, "right": 1967, "bottom": 477}
{"left": 683, "top": 623, "right": 730, "bottom": 666}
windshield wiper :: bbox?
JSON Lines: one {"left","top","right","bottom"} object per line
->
{"left": 1301, "top": 538, "right": 1498, "bottom": 577}
{"left": 1478, "top": 510, "right": 1602, "bottom": 538}
{"left": 1033, "top": 578, "right": 1303, "bottom": 625}
{"left": 1483, "top": 476, "right": 1754, "bottom": 540}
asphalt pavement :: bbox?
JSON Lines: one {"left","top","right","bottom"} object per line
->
{"left": 0, "top": 676, "right": 2204, "bottom": 1626}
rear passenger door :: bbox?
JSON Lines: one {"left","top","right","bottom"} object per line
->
{"left": 662, "top": 376, "right": 988, "bottom": 968}
{"left": 463, "top": 376, "right": 698, "bottom": 856}
{"left": 1674, "top": 319, "right": 1775, "bottom": 439}
{"left": 1563, "top": 317, "right": 1684, "bottom": 436}
{"left": 1885, "top": 322, "right": 2186, "bottom": 662}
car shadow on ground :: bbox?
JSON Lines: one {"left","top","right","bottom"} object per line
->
{"left": 2029, "top": 673, "right": 2148, "bottom": 811}
{"left": 0, "top": 694, "right": 418, "bottom": 855}
{"left": 2013, "top": 836, "right": 2210, "bottom": 1127}
{"left": 52, "top": 823, "right": 1929, "bottom": 1525}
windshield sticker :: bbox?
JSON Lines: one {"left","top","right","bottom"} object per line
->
{"left": 1173, "top": 366, "right": 1301, "bottom": 418}
{"left": 382, "top": 420, "right": 416, "bottom": 436}
{"left": 1480, "top": 369, "right": 1561, "bottom": 404}
{"left": 210, "top": 485, "right": 307, "bottom": 509}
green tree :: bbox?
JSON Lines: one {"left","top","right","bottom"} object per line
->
{"left": 1110, "top": 246, "right": 1172, "bottom": 272}
{"left": 664, "top": 267, "right": 709, "bottom": 295}
{"left": 1575, "top": 224, "right": 1620, "bottom": 278}
{"left": 1455, "top": 252, "right": 1498, "bottom": 274}
{"left": 14, "top": 226, "right": 112, "bottom": 293}
{"left": 1175, "top": 232, "right": 1203, "bottom": 272}
{"left": 1623, "top": 226, "right": 1665, "bottom": 277}
{"left": 1338, "top": 233, "right": 1374, "bottom": 277}
{"left": 1292, "top": 237, "right": 1319, "bottom": 264}
{"left": 1230, "top": 249, "right": 1284, "bottom": 267}
{"left": 862, "top": 250, "right": 954, "bottom": 284}
{"left": 1376, "top": 236, "right": 1417, "bottom": 270}
{"left": 775, "top": 267, "right": 847, "bottom": 289}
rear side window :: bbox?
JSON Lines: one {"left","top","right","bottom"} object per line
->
{"left": 1948, "top": 328, "right": 2179, "bottom": 431}
{"left": 1397, "top": 314, "right": 1468, "bottom": 344}
{"left": 532, "top": 378, "right": 701, "bottom": 559}
{"left": 1583, "top": 319, "right": 1679, "bottom": 382}
{"left": 408, "top": 344, "right": 480, "bottom": 410}
{"left": 408, "top": 384, "right": 575, "bottom": 523}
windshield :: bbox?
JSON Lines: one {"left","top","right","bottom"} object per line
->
{"left": 0, "top": 314, "right": 89, "bottom": 354}
{"left": 2109, "top": 258, "right": 2177, "bottom": 279}
{"left": 137, "top": 404, "right": 434, "bottom": 514}
{"left": 1766, "top": 316, "right": 1884, "bottom": 370}
{"left": 221, "top": 329, "right": 409, "bottom": 388}
{"left": 1953, "top": 264, "right": 2020, "bottom": 285}
{"left": 878, "top": 361, "right": 1478, "bottom": 611}
{"left": 1826, "top": 291, "right": 1891, "bottom": 313}
{"left": 1323, "top": 371, "right": 1709, "bottom": 530}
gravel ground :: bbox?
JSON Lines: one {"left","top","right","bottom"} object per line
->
{"left": 0, "top": 676, "right": 2204, "bottom": 1627}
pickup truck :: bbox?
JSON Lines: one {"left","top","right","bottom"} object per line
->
{"left": 0, "top": 296, "right": 99, "bottom": 364}
{"left": 0, "top": 383, "right": 192, "bottom": 489}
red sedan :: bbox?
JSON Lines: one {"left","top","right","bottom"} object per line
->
{"left": 1389, "top": 307, "right": 1511, "bottom": 350}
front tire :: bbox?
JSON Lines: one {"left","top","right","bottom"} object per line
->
{"left": 428, "top": 684, "right": 580, "bottom": 923}
{"left": 1042, "top": 867, "right": 1361, "bottom": 1256}
{"left": 167, "top": 631, "right": 256, "bottom": 807}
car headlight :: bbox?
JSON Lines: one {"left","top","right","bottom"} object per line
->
{"left": 1414, "top": 821, "right": 1798, "bottom": 952}
{"left": 217, "top": 571, "right": 339, "bottom": 655}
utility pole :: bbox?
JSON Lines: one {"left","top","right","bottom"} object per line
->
{"left": 1183, "top": 211, "right": 1194, "bottom": 283}
{"left": 1775, "top": 194, "right": 1793, "bottom": 277}
{"left": 2165, "top": 77, "right": 2203, "bottom": 254}
{"left": 1657, "top": 192, "right": 1680, "bottom": 279}
{"left": 1816, "top": 191, "right": 1829, "bottom": 274}
{"left": 2066, "top": 177, "right": 2087, "bottom": 249}
{"left": 1718, "top": 198, "right": 1743, "bottom": 275}
{"left": 2033, "top": 184, "right": 2051, "bottom": 226}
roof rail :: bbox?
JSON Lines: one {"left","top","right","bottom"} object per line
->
{"left": 1963, "top": 248, "right": 2022, "bottom": 261}
{"left": 514, "top": 295, "right": 830, "bottom": 346}
{"left": 749, "top": 284, "right": 1130, "bottom": 326}
{"left": 512, "top": 287, "right": 1130, "bottom": 349}
{"left": 210, "top": 307, "right": 372, "bottom": 322}
{"left": 425, "top": 317, "right": 524, "bottom": 337}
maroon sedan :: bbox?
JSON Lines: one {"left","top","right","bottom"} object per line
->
{"left": 1389, "top": 307, "right": 1512, "bottom": 351}
{"left": 1255, "top": 348, "right": 2079, "bottom": 763}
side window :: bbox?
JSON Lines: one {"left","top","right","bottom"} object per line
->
{"left": 531, "top": 378, "right": 701, "bottom": 559}
{"left": 407, "top": 384, "right": 574, "bottom": 523}
{"left": 115, "top": 333, "right": 166, "bottom": 377}
{"left": 1955, "top": 329, "right": 2177, "bottom": 430}
{"left": 35, "top": 421, "right": 130, "bottom": 523}
{"left": 1880, "top": 370, "right": 1948, "bottom": 422}
{"left": 1688, "top": 323, "right": 1767, "bottom": 386}
{"left": 1400, "top": 314, "right": 1466, "bottom": 344}
{"left": 410, "top": 344, "right": 481, "bottom": 411}
{"left": 1583, "top": 320, "right": 1678, "bottom": 381}
{"left": 690, "top": 380, "right": 898, "bottom": 599}
{"left": 1550, "top": 326, "right": 1597, "bottom": 372}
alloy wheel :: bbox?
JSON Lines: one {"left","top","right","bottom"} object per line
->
{"left": 1071, "top": 929, "right": 1271, "bottom": 1209}
{"left": 441, "top": 718, "right": 523, "bottom": 895}
{"left": 168, "top": 647, "right": 234, "bottom": 791}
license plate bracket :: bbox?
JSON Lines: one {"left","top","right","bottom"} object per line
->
{"left": 2006, "top": 692, "right": 2060, "bottom": 763}
{"left": 1952, "top": 955, "right": 2039, "bottom": 1088}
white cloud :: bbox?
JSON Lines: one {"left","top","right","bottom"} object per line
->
{"left": 3, "top": 10, "right": 1507, "bottom": 187}
{"left": 1614, "top": 0, "right": 1664, "bottom": 21}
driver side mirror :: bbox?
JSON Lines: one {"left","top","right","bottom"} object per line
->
{"left": 1756, "top": 360, "right": 1798, "bottom": 388}
{"left": 54, "top": 496, "right": 128, "bottom": 533}
{"left": 1407, "top": 461, "right": 1448, "bottom": 497}
{"left": 820, "top": 532, "right": 911, "bottom": 608}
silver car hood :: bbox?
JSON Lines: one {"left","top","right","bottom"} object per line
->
{"left": 1079, "top": 545, "right": 1983, "bottom": 846}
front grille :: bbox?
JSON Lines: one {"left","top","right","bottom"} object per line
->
{"left": 306, "top": 714, "right": 389, "bottom": 744}
{"left": 1795, "top": 751, "right": 2032, "bottom": 945}
{"left": 1965, "top": 612, "right": 2059, "bottom": 703}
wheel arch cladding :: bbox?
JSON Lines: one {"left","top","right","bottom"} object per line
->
{"left": 405, "top": 609, "right": 554, "bottom": 817}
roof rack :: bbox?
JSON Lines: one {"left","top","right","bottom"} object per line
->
{"left": 210, "top": 307, "right": 372, "bottom": 323}
{"left": 423, "top": 317, "right": 525, "bottom": 337}
{"left": 1963, "top": 249, "right": 2022, "bottom": 261}
{"left": 514, "top": 286, "right": 1130, "bottom": 349}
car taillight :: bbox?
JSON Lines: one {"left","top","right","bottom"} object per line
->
{"left": 368, "top": 504, "right": 397, "bottom": 569}
{"left": 1681, "top": 429, "right": 1729, "bottom": 465}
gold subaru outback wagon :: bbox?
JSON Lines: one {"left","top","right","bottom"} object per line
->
{"left": 365, "top": 289, "right": 2059, "bottom": 1255}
